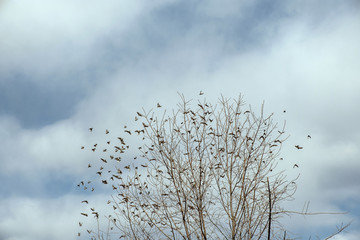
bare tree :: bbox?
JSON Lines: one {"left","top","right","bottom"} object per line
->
{"left": 77, "top": 94, "right": 348, "bottom": 240}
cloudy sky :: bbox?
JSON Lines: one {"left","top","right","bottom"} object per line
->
{"left": 0, "top": 0, "right": 360, "bottom": 239}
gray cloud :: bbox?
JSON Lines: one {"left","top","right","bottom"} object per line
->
{"left": 0, "top": 0, "right": 360, "bottom": 239}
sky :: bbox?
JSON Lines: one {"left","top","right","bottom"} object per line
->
{"left": 0, "top": 0, "right": 360, "bottom": 239}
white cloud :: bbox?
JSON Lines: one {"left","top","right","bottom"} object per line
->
{"left": 1, "top": 1, "right": 360, "bottom": 239}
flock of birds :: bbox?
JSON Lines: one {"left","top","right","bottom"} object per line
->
{"left": 75, "top": 91, "right": 311, "bottom": 237}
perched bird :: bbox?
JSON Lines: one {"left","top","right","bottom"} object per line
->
{"left": 293, "top": 164, "right": 299, "bottom": 168}
{"left": 295, "top": 145, "right": 303, "bottom": 149}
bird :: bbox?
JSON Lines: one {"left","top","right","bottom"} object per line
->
{"left": 81, "top": 146, "right": 84, "bottom": 149}
{"left": 307, "top": 135, "right": 311, "bottom": 139}
{"left": 88, "top": 164, "right": 91, "bottom": 168}
{"left": 295, "top": 145, "right": 303, "bottom": 149}
{"left": 89, "top": 128, "right": 93, "bottom": 132}
{"left": 125, "top": 130, "right": 131, "bottom": 135}
{"left": 283, "top": 110, "right": 286, "bottom": 113}
{"left": 157, "top": 103, "right": 162, "bottom": 108}
{"left": 81, "top": 213, "right": 88, "bottom": 217}
{"left": 79, "top": 222, "right": 83, "bottom": 227}
{"left": 135, "top": 116, "right": 138, "bottom": 121}
{"left": 106, "top": 129, "right": 109, "bottom": 134}
{"left": 199, "top": 91, "right": 204, "bottom": 95}
{"left": 107, "top": 141, "right": 110, "bottom": 144}
{"left": 101, "top": 158, "right": 107, "bottom": 163}
{"left": 81, "top": 200, "right": 88, "bottom": 204}
{"left": 102, "top": 180, "right": 108, "bottom": 184}
{"left": 293, "top": 164, "right": 299, "bottom": 168}
{"left": 137, "top": 112, "right": 143, "bottom": 117}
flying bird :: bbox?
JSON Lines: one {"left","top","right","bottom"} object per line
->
{"left": 293, "top": 164, "right": 299, "bottom": 168}
{"left": 89, "top": 128, "right": 93, "bottom": 132}
{"left": 81, "top": 213, "right": 88, "bottom": 217}
{"left": 125, "top": 130, "right": 131, "bottom": 135}
{"left": 81, "top": 146, "right": 84, "bottom": 149}
{"left": 137, "top": 112, "right": 143, "bottom": 117}
{"left": 307, "top": 135, "right": 311, "bottom": 139}
{"left": 199, "top": 91, "right": 204, "bottom": 95}
{"left": 295, "top": 145, "right": 303, "bottom": 149}
{"left": 81, "top": 200, "right": 88, "bottom": 204}
{"left": 106, "top": 129, "right": 109, "bottom": 134}
{"left": 157, "top": 103, "right": 162, "bottom": 108}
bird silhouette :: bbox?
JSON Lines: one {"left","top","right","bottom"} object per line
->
{"left": 89, "top": 128, "right": 93, "bottom": 132}
{"left": 106, "top": 129, "right": 109, "bottom": 134}
{"left": 81, "top": 146, "right": 84, "bottom": 149}
{"left": 157, "top": 103, "right": 162, "bottom": 108}
{"left": 199, "top": 91, "right": 204, "bottom": 95}
{"left": 295, "top": 145, "right": 303, "bottom": 149}
{"left": 293, "top": 164, "right": 299, "bottom": 168}
{"left": 307, "top": 135, "right": 311, "bottom": 139}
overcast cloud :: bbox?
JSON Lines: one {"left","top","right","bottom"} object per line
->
{"left": 0, "top": 0, "right": 359, "bottom": 239}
